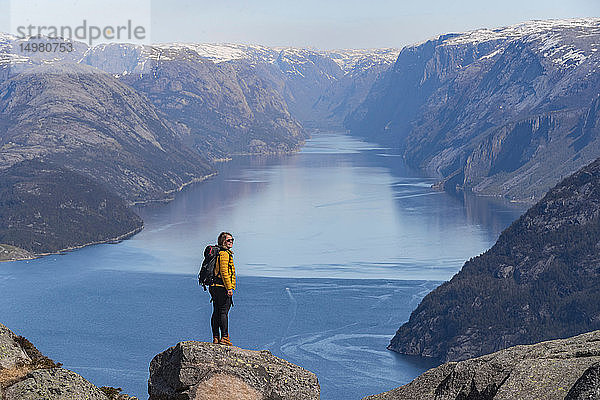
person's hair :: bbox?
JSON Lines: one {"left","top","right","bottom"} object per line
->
{"left": 218, "top": 232, "right": 233, "bottom": 247}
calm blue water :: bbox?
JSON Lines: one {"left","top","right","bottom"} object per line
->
{"left": 0, "top": 133, "right": 526, "bottom": 399}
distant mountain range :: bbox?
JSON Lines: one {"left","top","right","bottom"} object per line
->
{"left": 0, "top": 34, "right": 398, "bottom": 256}
{"left": 0, "top": 63, "right": 213, "bottom": 205}
{"left": 2, "top": 18, "right": 600, "bottom": 256}
{"left": 347, "top": 18, "right": 600, "bottom": 203}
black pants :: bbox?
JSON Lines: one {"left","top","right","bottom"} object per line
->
{"left": 209, "top": 286, "right": 232, "bottom": 338}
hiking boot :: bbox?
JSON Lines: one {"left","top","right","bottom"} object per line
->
{"left": 213, "top": 337, "right": 220, "bottom": 344}
{"left": 220, "top": 335, "right": 232, "bottom": 346}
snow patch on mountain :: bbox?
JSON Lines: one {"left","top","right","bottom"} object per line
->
{"left": 442, "top": 18, "right": 600, "bottom": 46}
{"left": 153, "top": 43, "right": 278, "bottom": 64}
{"left": 323, "top": 48, "right": 400, "bottom": 73}
{"left": 430, "top": 18, "right": 600, "bottom": 70}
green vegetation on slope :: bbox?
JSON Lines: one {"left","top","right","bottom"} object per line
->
{"left": 0, "top": 159, "right": 143, "bottom": 255}
{"left": 390, "top": 156, "right": 600, "bottom": 362}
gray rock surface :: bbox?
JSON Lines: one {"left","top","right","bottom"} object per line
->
{"left": 148, "top": 341, "right": 320, "bottom": 400}
{"left": 2, "top": 368, "right": 109, "bottom": 400}
{"left": 0, "top": 322, "right": 138, "bottom": 400}
{"left": 0, "top": 323, "right": 30, "bottom": 369}
{"left": 365, "top": 330, "right": 600, "bottom": 400}
{"left": 565, "top": 362, "right": 600, "bottom": 400}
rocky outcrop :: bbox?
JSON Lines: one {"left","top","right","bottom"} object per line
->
{"left": 0, "top": 322, "right": 136, "bottom": 400}
{"left": 0, "top": 323, "right": 30, "bottom": 370}
{"left": 3, "top": 322, "right": 319, "bottom": 400}
{"left": 365, "top": 330, "right": 600, "bottom": 400}
{"left": 347, "top": 18, "right": 600, "bottom": 203}
{"left": 389, "top": 156, "right": 600, "bottom": 361}
{"left": 148, "top": 341, "right": 320, "bottom": 400}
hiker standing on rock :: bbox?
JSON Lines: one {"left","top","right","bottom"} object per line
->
{"left": 210, "top": 232, "right": 236, "bottom": 346}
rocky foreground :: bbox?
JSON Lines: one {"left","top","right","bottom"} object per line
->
{"left": 3, "top": 319, "right": 600, "bottom": 399}
{"left": 365, "top": 330, "right": 600, "bottom": 400}
{"left": 0, "top": 321, "right": 319, "bottom": 400}
{"left": 0, "top": 322, "right": 136, "bottom": 400}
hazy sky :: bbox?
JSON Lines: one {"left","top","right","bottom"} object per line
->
{"left": 1, "top": 0, "right": 599, "bottom": 49}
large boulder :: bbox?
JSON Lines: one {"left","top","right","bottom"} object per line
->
{"left": 364, "top": 330, "right": 600, "bottom": 400}
{"left": 148, "top": 341, "right": 320, "bottom": 400}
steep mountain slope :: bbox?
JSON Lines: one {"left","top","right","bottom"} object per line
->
{"left": 81, "top": 43, "right": 399, "bottom": 133}
{"left": 389, "top": 156, "right": 600, "bottom": 362}
{"left": 123, "top": 48, "right": 306, "bottom": 157}
{"left": 0, "top": 63, "right": 213, "bottom": 205}
{"left": 0, "top": 160, "right": 142, "bottom": 254}
{"left": 347, "top": 18, "right": 600, "bottom": 202}
{"left": 82, "top": 43, "right": 307, "bottom": 158}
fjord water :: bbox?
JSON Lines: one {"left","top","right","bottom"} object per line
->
{"left": 0, "top": 133, "right": 526, "bottom": 399}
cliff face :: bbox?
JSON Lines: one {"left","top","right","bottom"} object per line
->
{"left": 347, "top": 18, "right": 600, "bottom": 202}
{"left": 366, "top": 330, "right": 600, "bottom": 400}
{"left": 389, "top": 156, "right": 600, "bottom": 362}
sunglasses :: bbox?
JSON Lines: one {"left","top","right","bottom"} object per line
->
{"left": 225, "top": 238, "right": 234, "bottom": 243}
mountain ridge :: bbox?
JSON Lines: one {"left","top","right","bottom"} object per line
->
{"left": 347, "top": 17, "right": 600, "bottom": 203}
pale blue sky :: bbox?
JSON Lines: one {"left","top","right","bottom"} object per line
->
{"left": 1, "top": 0, "right": 598, "bottom": 48}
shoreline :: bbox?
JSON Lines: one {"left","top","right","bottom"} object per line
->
{"left": 129, "top": 172, "right": 218, "bottom": 206}
{"left": 1, "top": 145, "right": 307, "bottom": 263}
{"left": 0, "top": 224, "right": 144, "bottom": 263}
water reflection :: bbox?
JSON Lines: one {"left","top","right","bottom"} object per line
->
{"left": 0, "top": 132, "right": 530, "bottom": 400}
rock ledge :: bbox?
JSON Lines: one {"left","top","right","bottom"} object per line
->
{"left": 148, "top": 341, "right": 320, "bottom": 400}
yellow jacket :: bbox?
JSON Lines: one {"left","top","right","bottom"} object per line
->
{"left": 212, "top": 249, "right": 236, "bottom": 290}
